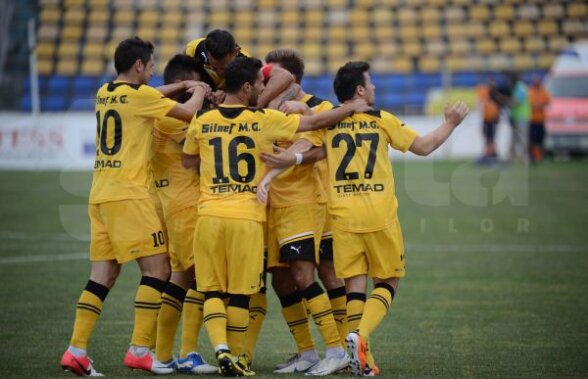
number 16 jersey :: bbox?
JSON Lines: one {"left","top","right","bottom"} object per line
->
{"left": 305, "top": 110, "right": 418, "bottom": 233}
{"left": 183, "top": 105, "right": 300, "bottom": 222}
{"left": 90, "top": 82, "right": 177, "bottom": 205}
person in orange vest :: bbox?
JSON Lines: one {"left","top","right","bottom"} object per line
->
{"left": 476, "top": 76, "right": 501, "bottom": 159}
{"left": 528, "top": 74, "right": 550, "bottom": 163}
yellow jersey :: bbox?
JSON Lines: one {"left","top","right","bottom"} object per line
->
{"left": 90, "top": 81, "right": 177, "bottom": 204}
{"left": 305, "top": 110, "right": 418, "bottom": 232}
{"left": 185, "top": 38, "right": 251, "bottom": 90}
{"left": 183, "top": 105, "right": 300, "bottom": 222}
{"left": 269, "top": 94, "right": 333, "bottom": 208}
{"left": 152, "top": 117, "right": 200, "bottom": 219}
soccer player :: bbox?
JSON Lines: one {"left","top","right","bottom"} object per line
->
{"left": 148, "top": 54, "right": 217, "bottom": 375}
{"left": 259, "top": 61, "right": 469, "bottom": 376}
{"left": 59, "top": 37, "right": 209, "bottom": 377}
{"left": 262, "top": 49, "right": 349, "bottom": 374}
{"left": 185, "top": 29, "right": 295, "bottom": 107}
{"left": 181, "top": 56, "right": 369, "bottom": 377}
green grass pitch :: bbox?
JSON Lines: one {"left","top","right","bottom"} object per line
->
{"left": 0, "top": 160, "right": 587, "bottom": 378}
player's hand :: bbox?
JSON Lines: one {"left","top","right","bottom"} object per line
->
{"left": 186, "top": 82, "right": 211, "bottom": 97}
{"left": 261, "top": 145, "right": 296, "bottom": 169}
{"left": 444, "top": 101, "right": 469, "bottom": 127}
{"left": 279, "top": 101, "right": 310, "bottom": 115}
{"left": 347, "top": 98, "right": 373, "bottom": 113}
{"left": 257, "top": 175, "right": 271, "bottom": 204}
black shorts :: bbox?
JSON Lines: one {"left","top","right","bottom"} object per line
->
{"left": 279, "top": 237, "right": 315, "bottom": 263}
{"left": 319, "top": 237, "right": 334, "bottom": 261}
{"left": 483, "top": 121, "right": 497, "bottom": 143}
{"left": 529, "top": 122, "right": 545, "bottom": 145}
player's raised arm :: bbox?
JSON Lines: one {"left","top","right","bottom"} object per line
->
{"left": 166, "top": 83, "right": 210, "bottom": 123}
{"left": 156, "top": 80, "right": 203, "bottom": 98}
{"left": 408, "top": 101, "right": 469, "bottom": 156}
{"left": 295, "top": 98, "right": 371, "bottom": 132}
{"left": 256, "top": 64, "right": 295, "bottom": 108}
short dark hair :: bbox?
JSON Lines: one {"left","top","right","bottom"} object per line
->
{"left": 265, "top": 49, "right": 305, "bottom": 84}
{"left": 333, "top": 61, "right": 370, "bottom": 102}
{"left": 163, "top": 54, "right": 199, "bottom": 84}
{"left": 224, "top": 57, "right": 263, "bottom": 94}
{"left": 205, "top": 29, "right": 237, "bottom": 60}
{"left": 114, "top": 36, "right": 154, "bottom": 74}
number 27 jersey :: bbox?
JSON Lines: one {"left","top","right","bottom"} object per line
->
{"left": 183, "top": 105, "right": 300, "bottom": 222}
{"left": 305, "top": 110, "right": 418, "bottom": 232}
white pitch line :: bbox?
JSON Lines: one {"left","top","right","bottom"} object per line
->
{"left": 0, "top": 252, "right": 87, "bottom": 265}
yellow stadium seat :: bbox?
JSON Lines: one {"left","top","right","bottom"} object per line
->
{"left": 39, "top": 8, "right": 62, "bottom": 25}
{"left": 494, "top": 4, "right": 515, "bottom": 20}
{"left": 63, "top": 0, "right": 85, "bottom": 7}
{"left": 328, "top": 26, "right": 348, "bottom": 42}
{"left": 422, "top": 24, "right": 442, "bottom": 40}
{"left": 499, "top": 38, "right": 521, "bottom": 54}
{"left": 517, "top": 4, "right": 540, "bottom": 20}
{"left": 37, "top": 59, "right": 54, "bottom": 75}
{"left": 210, "top": 12, "right": 231, "bottom": 27}
{"left": 160, "top": 28, "right": 180, "bottom": 42}
{"left": 161, "top": 11, "right": 182, "bottom": 26}
{"left": 280, "top": 27, "right": 300, "bottom": 44}
{"left": 355, "top": 0, "right": 375, "bottom": 8}
{"left": 86, "top": 26, "right": 108, "bottom": 42}
{"left": 305, "top": 10, "right": 324, "bottom": 26}
{"left": 370, "top": 57, "right": 392, "bottom": 74}
{"left": 114, "top": 9, "right": 135, "bottom": 24}
{"left": 489, "top": 22, "right": 510, "bottom": 38}
{"left": 353, "top": 43, "right": 375, "bottom": 59}
{"left": 537, "top": 20, "right": 558, "bottom": 36}
{"left": 391, "top": 57, "right": 413, "bottom": 73}
{"left": 304, "top": 59, "right": 323, "bottom": 76}
{"left": 444, "top": 6, "right": 465, "bottom": 22}
{"left": 542, "top": 3, "right": 564, "bottom": 18}
{"left": 513, "top": 55, "right": 535, "bottom": 71}
{"left": 209, "top": 0, "right": 229, "bottom": 11}
{"left": 84, "top": 42, "right": 103, "bottom": 59}
{"left": 425, "top": 40, "right": 445, "bottom": 56}
{"left": 562, "top": 20, "right": 586, "bottom": 36}
{"left": 475, "top": 39, "right": 496, "bottom": 55}
{"left": 537, "top": 53, "right": 555, "bottom": 70}
{"left": 488, "top": 55, "right": 511, "bottom": 71}
{"left": 256, "top": 28, "right": 274, "bottom": 43}
{"left": 421, "top": 7, "right": 440, "bottom": 23}
{"left": 548, "top": 36, "right": 569, "bottom": 53}
{"left": 257, "top": 42, "right": 277, "bottom": 58}
{"left": 351, "top": 9, "right": 369, "bottom": 24}
{"left": 56, "top": 58, "right": 78, "bottom": 75}
{"left": 37, "top": 25, "right": 59, "bottom": 41}
{"left": 327, "top": 44, "right": 348, "bottom": 59}
{"left": 87, "top": 0, "right": 110, "bottom": 6}
{"left": 58, "top": 42, "right": 80, "bottom": 58}
{"left": 280, "top": 10, "right": 299, "bottom": 25}
{"left": 304, "top": 26, "right": 324, "bottom": 42}
{"left": 136, "top": 27, "right": 157, "bottom": 41}
{"left": 397, "top": 8, "right": 418, "bottom": 24}
{"left": 524, "top": 37, "right": 545, "bottom": 53}
{"left": 184, "top": 0, "right": 207, "bottom": 11}
{"left": 374, "top": 26, "right": 394, "bottom": 41}
{"left": 235, "top": 11, "right": 254, "bottom": 25}
{"left": 88, "top": 9, "right": 110, "bottom": 24}
{"left": 469, "top": 5, "right": 489, "bottom": 21}
{"left": 419, "top": 56, "right": 442, "bottom": 73}
{"left": 138, "top": 0, "right": 159, "bottom": 8}
{"left": 139, "top": 11, "right": 159, "bottom": 26}
{"left": 567, "top": 2, "right": 587, "bottom": 18}
{"left": 40, "top": 0, "right": 60, "bottom": 6}
{"left": 466, "top": 23, "right": 485, "bottom": 39}
{"left": 399, "top": 25, "right": 419, "bottom": 41}
{"left": 445, "top": 56, "right": 467, "bottom": 72}
{"left": 64, "top": 8, "right": 84, "bottom": 24}
{"left": 82, "top": 59, "right": 105, "bottom": 76}
{"left": 327, "top": 0, "right": 347, "bottom": 9}
{"left": 350, "top": 26, "right": 371, "bottom": 42}
{"left": 302, "top": 43, "right": 322, "bottom": 58}
{"left": 258, "top": 0, "right": 277, "bottom": 8}
{"left": 112, "top": 0, "right": 134, "bottom": 9}
{"left": 234, "top": 27, "right": 254, "bottom": 44}
{"left": 103, "top": 41, "right": 118, "bottom": 59}
{"left": 513, "top": 21, "right": 534, "bottom": 37}
{"left": 373, "top": 9, "right": 393, "bottom": 24}
{"left": 403, "top": 41, "right": 422, "bottom": 56}
{"left": 257, "top": 9, "right": 276, "bottom": 26}
{"left": 160, "top": 0, "right": 181, "bottom": 9}
{"left": 445, "top": 24, "right": 467, "bottom": 39}
{"left": 36, "top": 42, "right": 55, "bottom": 58}
{"left": 449, "top": 39, "right": 471, "bottom": 55}
{"left": 61, "top": 25, "right": 83, "bottom": 41}
{"left": 111, "top": 26, "right": 133, "bottom": 42}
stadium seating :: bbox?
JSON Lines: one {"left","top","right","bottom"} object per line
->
{"left": 23, "top": 0, "right": 585, "bottom": 112}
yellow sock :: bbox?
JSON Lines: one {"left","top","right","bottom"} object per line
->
{"left": 131, "top": 276, "right": 166, "bottom": 347}
{"left": 346, "top": 292, "right": 375, "bottom": 367}
{"left": 245, "top": 291, "right": 266, "bottom": 361}
{"left": 180, "top": 285, "right": 204, "bottom": 358}
{"left": 301, "top": 282, "right": 341, "bottom": 348}
{"left": 226, "top": 295, "right": 250, "bottom": 356}
{"left": 357, "top": 283, "right": 394, "bottom": 339}
{"left": 279, "top": 291, "right": 314, "bottom": 353}
{"left": 156, "top": 282, "right": 186, "bottom": 362}
{"left": 203, "top": 293, "right": 227, "bottom": 349}
{"left": 70, "top": 281, "right": 109, "bottom": 349}
{"left": 327, "top": 286, "right": 348, "bottom": 347}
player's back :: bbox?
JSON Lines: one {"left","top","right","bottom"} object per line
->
{"left": 152, "top": 117, "right": 199, "bottom": 219}
{"left": 90, "top": 81, "right": 176, "bottom": 204}
{"left": 185, "top": 105, "right": 299, "bottom": 222}
{"left": 308, "top": 110, "right": 418, "bottom": 232}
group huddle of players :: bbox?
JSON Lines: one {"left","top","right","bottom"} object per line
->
{"left": 60, "top": 29, "right": 469, "bottom": 377}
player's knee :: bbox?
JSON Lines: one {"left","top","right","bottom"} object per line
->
{"left": 317, "top": 264, "right": 342, "bottom": 290}
{"left": 90, "top": 261, "right": 121, "bottom": 289}
{"left": 290, "top": 264, "right": 314, "bottom": 289}
{"left": 271, "top": 268, "right": 296, "bottom": 296}
{"left": 138, "top": 254, "right": 171, "bottom": 281}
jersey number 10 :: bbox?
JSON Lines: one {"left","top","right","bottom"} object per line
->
{"left": 96, "top": 110, "right": 122, "bottom": 156}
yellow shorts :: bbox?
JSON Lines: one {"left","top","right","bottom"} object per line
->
{"left": 194, "top": 216, "right": 264, "bottom": 295}
{"left": 166, "top": 206, "right": 198, "bottom": 272}
{"left": 333, "top": 218, "right": 405, "bottom": 279}
{"left": 89, "top": 199, "right": 167, "bottom": 264}
{"left": 267, "top": 203, "right": 325, "bottom": 269}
